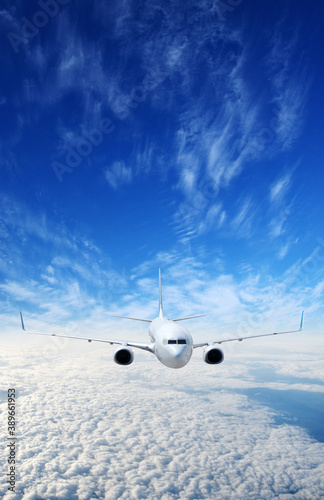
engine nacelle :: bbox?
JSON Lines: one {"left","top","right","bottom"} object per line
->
{"left": 203, "top": 346, "right": 224, "bottom": 364}
{"left": 114, "top": 346, "right": 134, "bottom": 365}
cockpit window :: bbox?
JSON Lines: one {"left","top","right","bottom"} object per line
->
{"left": 178, "top": 339, "right": 187, "bottom": 344}
{"left": 168, "top": 339, "right": 177, "bottom": 344}
{"left": 167, "top": 339, "right": 187, "bottom": 344}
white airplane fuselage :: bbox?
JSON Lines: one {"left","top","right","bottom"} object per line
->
{"left": 149, "top": 317, "right": 193, "bottom": 368}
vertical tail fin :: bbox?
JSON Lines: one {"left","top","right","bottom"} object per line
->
{"left": 159, "top": 268, "right": 164, "bottom": 318}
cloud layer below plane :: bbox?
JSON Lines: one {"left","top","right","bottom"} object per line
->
{"left": 1, "top": 343, "right": 323, "bottom": 499}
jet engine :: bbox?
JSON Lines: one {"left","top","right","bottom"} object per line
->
{"left": 203, "top": 346, "right": 224, "bottom": 364}
{"left": 114, "top": 346, "right": 134, "bottom": 365}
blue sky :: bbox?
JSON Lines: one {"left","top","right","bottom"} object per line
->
{"left": 1, "top": 0, "right": 324, "bottom": 338}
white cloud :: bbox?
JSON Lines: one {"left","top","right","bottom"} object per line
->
{"left": 232, "top": 198, "right": 252, "bottom": 230}
{"left": 269, "top": 216, "right": 285, "bottom": 238}
{"left": 179, "top": 164, "right": 198, "bottom": 194}
{"left": 197, "top": 203, "right": 222, "bottom": 234}
{"left": 277, "top": 242, "right": 290, "bottom": 260}
{"left": 269, "top": 204, "right": 292, "bottom": 239}
{"left": 0, "top": 344, "right": 323, "bottom": 499}
{"left": 2, "top": 233, "right": 322, "bottom": 349}
{"left": 270, "top": 173, "right": 291, "bottom": 204}
{"left": 105, "top": 161, "right": 133, "bottom": 190}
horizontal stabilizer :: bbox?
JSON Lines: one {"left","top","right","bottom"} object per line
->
{"left": 173, "top": 315, "right": 206, "bottom": 322}
{"left": 111, "top": 315, "right": 152, "bottom": 323}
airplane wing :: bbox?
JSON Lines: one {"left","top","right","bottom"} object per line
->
{"left": 20, "top": 312, "right": 154, "bottom": 352}
{"left": 193, "top": 311, "right": 304, "bottom": 348}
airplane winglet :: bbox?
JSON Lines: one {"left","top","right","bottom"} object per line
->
{"left": 20, "top": 311, "right": 26, "bottom": 331}
{"left": 299, "top": 310, "right": 304, "bottom": 331}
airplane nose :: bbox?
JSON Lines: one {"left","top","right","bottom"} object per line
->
{"left": 167, "top": 346, "right": 191, "bottom": 368}
{"left": 170, "top": 345, "right": 187, "bottom": 357}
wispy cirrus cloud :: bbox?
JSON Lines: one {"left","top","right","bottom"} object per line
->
{"left": 105, "top": 161, "right": 133, "bottom": 189}
{"left": 270, "top": 172, "right": 292, "bottom": 204}
{"left": 166, "top": 7, "right": 310, "bottom": 243}
{"left": 266, "top": 18, "right": 309, "bottom": 151}
{"left": 0, "top": 195, "right": 127, "bottom": 323}
{"left": 231, "top": 197, "right": 255, "bottom": 238}
{"left": 269, "top": 207, "right": 291, "bottom": 239}
{"left": 268, "top": 169, "right": 297, "bottom": 252}
{"left": 277, "top": 242, "right": 290, "bottom": 260}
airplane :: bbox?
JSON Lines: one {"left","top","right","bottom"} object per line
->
{"left": 20, "top": 270, "right": 304, "bottom": 369}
